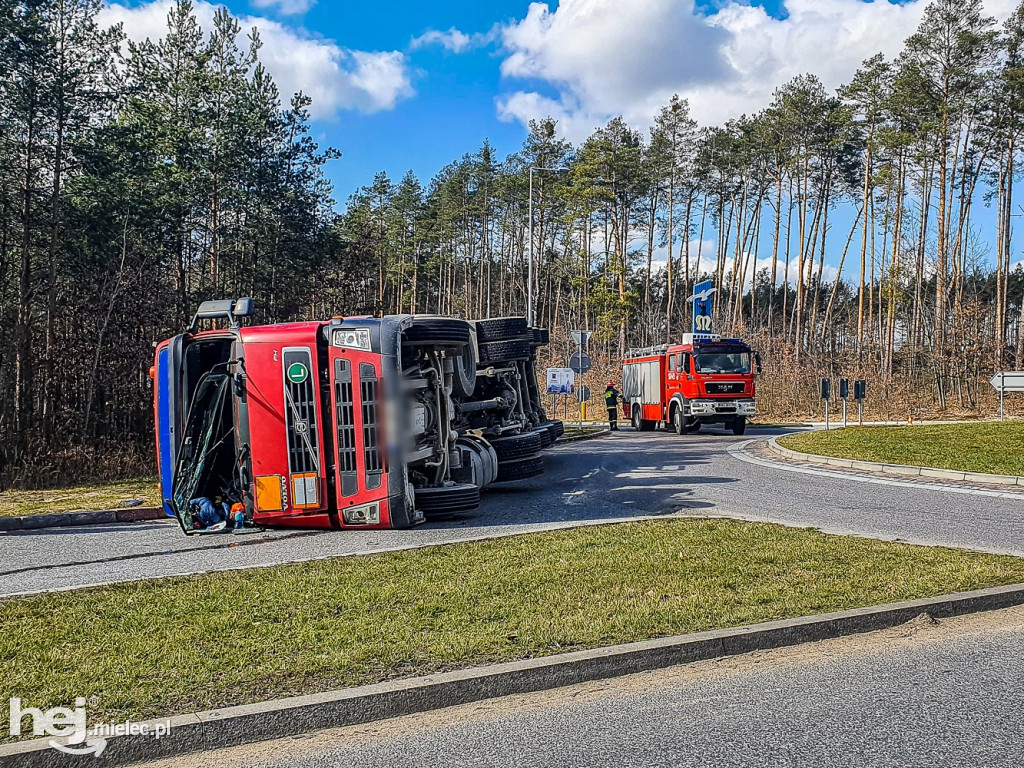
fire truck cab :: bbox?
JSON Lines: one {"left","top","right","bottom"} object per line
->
{"left": 152, "top": 299, "right": 556, "bottom": 534}
{"left": 622, "top": 334, "right": 759, "bottom": 435}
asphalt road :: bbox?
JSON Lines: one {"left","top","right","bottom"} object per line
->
{"left": 148, "top": 605, "right": 1024, "bottom": 768}
{"left": 4, "top": 425, "right": 1024, "bottom": 596}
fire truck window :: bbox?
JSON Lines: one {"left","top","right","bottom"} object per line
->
{"left": 669, "top": 357, "right": 676, "bottom": 372}
{"left": 694, "top": 352, "right": 751, "bottom": 375}
{"left": 676, "top": 353, "right": 683, "bottom": 370}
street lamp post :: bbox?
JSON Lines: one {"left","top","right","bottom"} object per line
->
{"left": 527, "top": 166, "right": 568, "bottom": 326}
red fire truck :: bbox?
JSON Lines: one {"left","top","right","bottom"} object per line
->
{"left": 152, "top": 299, "right": 560, "bottom": 534}
{"left": 622, "top": 334, "right": 760, "bottom": 435}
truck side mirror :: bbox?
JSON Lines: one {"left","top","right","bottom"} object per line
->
{"left": 755, "top": 353, "right": 763, "bottom": 375}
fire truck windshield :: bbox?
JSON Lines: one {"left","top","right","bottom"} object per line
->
{"left": 694, "top": 350, "right": 751, "bottom": 374}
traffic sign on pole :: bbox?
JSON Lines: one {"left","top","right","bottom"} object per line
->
{"left": 570, "top": 331, "right": 592, "bottom": 348}
{"left": 569, "top": 352, "right": 591, "bottom": 374}
{"left": 577, "top": 385, "right": 591, "bottom": 402}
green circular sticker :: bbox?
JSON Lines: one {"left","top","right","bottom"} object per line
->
{"left": 287, "top": 362, "right": 309, "bottom": 384}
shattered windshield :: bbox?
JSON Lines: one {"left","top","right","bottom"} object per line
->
{"left": 171, "top": 372, "right": 232, "bottom": 532}
{"left": 694, "top": 351, "right": 751, "bottom": 375}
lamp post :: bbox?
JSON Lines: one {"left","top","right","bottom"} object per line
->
{"left": 527, "top": 166, "right": 568, "bottom": 325}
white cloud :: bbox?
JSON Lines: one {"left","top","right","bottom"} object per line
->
{"left": 410, "top": 25, "right": 499, "bottom": 53}
{"left": 250, "top": 0, "right": 315, "bottom": 16}
{"left": 498, "top": 0, "right": 1018, "bottom": 141}
{"left": 99, "top": 1, "right": 413, "bottom": 119}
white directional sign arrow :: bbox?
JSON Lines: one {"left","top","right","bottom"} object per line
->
{"left": 990, "top": 371, "right": 1024, "bottom": 392}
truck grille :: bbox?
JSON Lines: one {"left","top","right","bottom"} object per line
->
{"left": 359, "top": 363, "right": 384, "bottom": 488}
{"left": 283, "top": 348, "right": 319, "bottom": 475}
{"left": 706, "top": 382, "right": 744, "bottom": 395}
{"left": 334, "top": 359, "right": 358, "bottom": 497}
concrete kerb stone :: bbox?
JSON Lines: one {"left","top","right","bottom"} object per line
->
{"left": 765, "top": 434, "right": 1024, "bottom": 487}
{"left": 4, "top": 582, "right": 1024, "bottom": 767}
{"left": 0, "top": 507, "right": 163, "bottom": 534}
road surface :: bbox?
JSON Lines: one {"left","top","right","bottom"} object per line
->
{"left": 144, "top": 604, "right": 1024, "bottom": 768}
{"left": 3, "top": 426, "right": 1024, "bottom": 597}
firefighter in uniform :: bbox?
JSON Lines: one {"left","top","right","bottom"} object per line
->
{"left": 604, "top": 381, "right": 620, "bottom": 431}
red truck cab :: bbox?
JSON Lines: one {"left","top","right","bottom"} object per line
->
{"left": 622, "top": 334, "right": 759, "bottom": 435}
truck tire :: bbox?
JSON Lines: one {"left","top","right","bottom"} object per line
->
{"left": 476, "top": 317, "right": 528, "bottom": 342}
{"left": 532, "top": 426, "right": 553, "bottom": 449}
{"left": 450, "top": 343, "right": 477, "bottom": 398}
{"left": 404, "top": 318, "right": 471, "bottom": 347}
{"left": 489, "top": 431, "right": 543, "bottom": 461}
{"left": 414, "top": 483, "right": 480, "bottom": 515}
{"left": 529, "top": 327, "right": 550, "bottom": 346}
{"left": 494, "top": 454, "right": 545, "bottom": 482}
{"left": 544, "top": 420, "right": 564, "bottom": 442}
{"left": 672, "top": 407, "right": 685, "bottom": 435}
{"left": 631, "top": 404, "right": 655, "bottom": 432}
{"left": 731, "top": 417, "right": 747, "bottom": 436}
{"left": 478, "top": 339, "right": 531, "bottom": 364}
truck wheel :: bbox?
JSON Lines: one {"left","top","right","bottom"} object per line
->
{"left": 450, "top": 343, "right": 477, "bottom": 398}
{"left": 404, "top": 317, "right": 472, "bottom": 347}
{"left": 529, "top": 327, "right": 550, "bottom": 346}
{"left": 532, "top": 426, "right": 553, "bottom": 449}
{"left": 631, "top": 407, "right": 641, "bottom": 431}
{"left": 672, "top": 408, "right": 685, "bottom": 435}
{"left": 489, "top": 431, "right": 542, "bottom": 461}
{"left": 479, "top": 339, "right": 531, "bottom": 364}
{"left": 543, "top": 420, "right": 564, "bottom": 443}
{"left": 414, "top": 483, "right": 481, "bottom": 515}
{"left": 494, "top": 455, "right": 545, "bottom": 482}
{"left": 731, "top": 417, "right": 747, "bottom": 436}
{"left": 476, "top": 317, "right": 529, "bottom": 342}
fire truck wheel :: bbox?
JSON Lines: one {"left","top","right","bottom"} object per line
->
{"left": 414, "top": 483, "right": 481, "bottom": 515}
{"left": 494, "top": 454, "right": 545, "bottom": 482}
{"left": 672, "top": 407, "right": 686, "bottom": 435}
{"left": 451, "top": 343, "right": 478, "bottom": 398}
{"left": 529, "top": 327, "right": 550, "bottom": 346}
{"left": 478, "top": 339, "right": 532, "bottom": 364}
{"left": 476, "top": 317, "right": 529, "bottom": 342}
{"left": 403, "top": 318, "right": 472, "bottom": 348}
{"left": 489, "top": 430, "right": 543, "bottom": 460}
{"left": 631, "top": 406, "right": 655, "bottom": 432}
{"left": 731, "top": 417, "right": 747, "bottom": 436}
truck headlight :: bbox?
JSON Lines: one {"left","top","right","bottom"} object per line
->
{"left": 333, "top": 328, "right": 371, "bottom": 351}
{"left": 343, "top": 502, "right": 380, "bottom": 525}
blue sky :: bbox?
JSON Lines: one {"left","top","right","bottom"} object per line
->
{"left": 102, "top": 0, "right": 1020, "bottom": 276}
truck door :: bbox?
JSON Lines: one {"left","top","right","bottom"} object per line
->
{"left": 154, "top": 334, "right": 186, "bottom": 517}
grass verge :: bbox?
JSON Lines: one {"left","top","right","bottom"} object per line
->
{"left": 779, "top": 423, "right": 1024, "bottom": 475}
{"left": 0, "top": 476, "right": 157, "bottom": 517}
{"left": 4, "top": 518, "right": 1024, "bottom": 736}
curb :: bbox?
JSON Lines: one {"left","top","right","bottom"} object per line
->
{"left": 556, "top": 428, "right": 611, "bottom": 443}
{"left": 5, "top": 582, "right": 1024, "bottom": 767}
{"left": 766, "top": 435, "right": 1024, "bottom": 487}
{"left": 0, "top": 507, "right": 164, "bottom": 533}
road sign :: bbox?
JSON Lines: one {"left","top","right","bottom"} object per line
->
{"left": 819, "top": 378, "right": 831, "bottom": 400}
{"left": 688, "top": 279, "right": 716, "bottom": 334}
{"left": 839, "top": 378, "right": 849, "bottom": 399}
{"left": 991, "top": 371, "right": 1024, "bottom": 421}
{"left": 990, "top": 371, "right": 1024, "bottom": 392}
{"left": 546, "top": 368, "right": 574, "bottom": 395}
{"left": 854, "top": 380, "right": 866, "bottom": 400}
{"left": 577, "top": 385, "right": 591, "bottom": 402}
{"left": 570, "top": 330, "right": 592, "bottom": 348}
{"left": 569, "top": 352, "right": 591, "bottom": 374}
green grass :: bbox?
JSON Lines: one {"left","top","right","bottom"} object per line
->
{"left": 779, "top": 423, "right": 1024, "bottom": 475}
{"left": 3, "top": 518, "right": 1024, "bottom": 736}
{"left": 0, "top": 476, "right": 157, "bottom": 517}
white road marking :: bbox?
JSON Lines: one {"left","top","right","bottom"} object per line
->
{"left": 727, "top": 440, "right": 1024, "bottom": 502}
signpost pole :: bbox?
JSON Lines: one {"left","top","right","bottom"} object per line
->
{"left": 825, "top": 399, "right": 830, "bottom": 431}
{"left": 1001, "top": 372, "right": 1005, "bottom": 422}
{"left": 842, "top": 398, "right": 847, "bottom": 428}
{"left": 858, "top": 399, "right": 863, "bottom": 426}
{"left": 579, "top": 333, "right": 585, "bottom": 431}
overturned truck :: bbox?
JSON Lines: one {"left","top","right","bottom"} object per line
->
{"left": 152, "top": 300, "right": 560, "bottom": 533}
